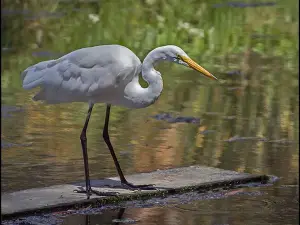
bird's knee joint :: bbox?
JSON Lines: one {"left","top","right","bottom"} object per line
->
{"left": 102, "top": 132, "right": 109, "bottom": 140}
{"left": 80, "top": 134, "right": 87, "bottom": 141}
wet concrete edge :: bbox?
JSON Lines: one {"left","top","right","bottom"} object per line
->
{"left": 1, "top": 174, "right": 269, "bottom": 220}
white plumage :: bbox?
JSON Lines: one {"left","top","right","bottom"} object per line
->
{"left": 22, "top": 45, "right": 142, "bottom": 106}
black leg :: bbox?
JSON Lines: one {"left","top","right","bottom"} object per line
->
{"left": 74, "top": 103, "right": 118, "bottom": 198}
{"left": 103, "top": 104, "right": 156, "bottom": 190}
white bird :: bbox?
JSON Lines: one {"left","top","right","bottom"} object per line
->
{"left": 22, "top": 45, "right": 217, "bottom": 198}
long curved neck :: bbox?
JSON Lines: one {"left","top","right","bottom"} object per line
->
{"left": 124, "top": 48, "right": 164, "bottom": 108}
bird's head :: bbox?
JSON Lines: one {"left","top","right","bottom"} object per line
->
{"left": 160, "top": 45, "right": 218, "bottom": 80}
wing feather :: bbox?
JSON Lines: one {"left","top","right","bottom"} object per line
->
{"left": 21, "top": 45, "right": 141, "bottom": 103}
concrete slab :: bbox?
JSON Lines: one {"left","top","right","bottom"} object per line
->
{"left": 1, "top": 165, "right": 269, "bottom": 218}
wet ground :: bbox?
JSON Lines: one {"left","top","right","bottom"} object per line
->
{"left": 2, "top": 181, "right": 298, "bottom": 225}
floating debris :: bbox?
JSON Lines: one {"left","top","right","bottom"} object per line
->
{"left": 152, "top": 113, "right": 200, "bottom": 124}
{"left": 1, "top": 141, "right": 18, "bottom": 149}
{"left": 222, "top": 115, "right": 236, "bottom": 120}
{"left": 267, "top": 139, "right": 295, "bottom": 144}
{"left": 213, "top": 2, "right": 276, "bottom": 8}
{"left": 203, "top": 112, "right": 221, "bottom": 116}
{"left": 224, "top": 136, "right": 295, "bottom": 144}
{"left": 225, "top": 70, "right": 242, "bottom": 76}
{"left": 1, "top": 140, "right": 32, "bottom": 149}
{"left": 1, "top": 105, "right": 23, "bottom": 118}
{"left": 225, "top": 135, "right": 268, "bottom": 142}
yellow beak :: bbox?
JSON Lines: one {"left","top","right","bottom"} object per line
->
{"left": 180, "top": 55, "right": 218, "bottom": 80}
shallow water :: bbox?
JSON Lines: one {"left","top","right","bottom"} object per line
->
{"left": 1, "top": 1, "right": 299, "bottom": 224}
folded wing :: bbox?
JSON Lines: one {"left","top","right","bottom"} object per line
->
{"left": 21, "top": 46, "right": 140, "bottom": 103}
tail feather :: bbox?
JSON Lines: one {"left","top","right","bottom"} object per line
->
{"left": 22, "top": 60, "right": 55, "bottom": 90}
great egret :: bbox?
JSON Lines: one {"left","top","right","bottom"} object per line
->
{"left": 22, "top": 45, "right": 217, "bottom": 198}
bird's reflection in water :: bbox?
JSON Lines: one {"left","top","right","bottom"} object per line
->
{"left": 112, "top": 208, "right": 126, "bottom": 225}
{"left": 63, "top": 208, "right": 126, "bottom": 225}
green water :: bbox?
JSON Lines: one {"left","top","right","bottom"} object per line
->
{"left": 1, "top": 1, "right": 298, "bottom": 224}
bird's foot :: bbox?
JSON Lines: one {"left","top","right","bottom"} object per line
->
{"left": 74, "top": 187, "right": 119, "bottom": 199}
{"left": 121, "top": 181, "right": 157, "bottom": 191}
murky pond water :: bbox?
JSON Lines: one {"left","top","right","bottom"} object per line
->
{"left": 1, "top": 1, "right": 298, "bottom": 224}
{"left": 3, "top": 184, "right": 299, "bottom": 225}
{"left": 59, "top": 185, "right": 300, "bottom": 225}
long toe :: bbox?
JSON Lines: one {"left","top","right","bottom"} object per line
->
{"left": 91, "top": 189, "right": 119, "bottom": 196}
{"left": 122, "top": 182, "right": 157, "bottom": 190}
{"left": 73, "top": 187, "right": 92, "bottom": 199}
{"left": 74, "top": 187, "right": 90, "bottom": 194}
